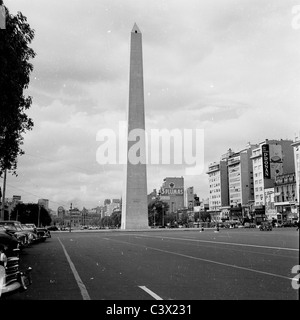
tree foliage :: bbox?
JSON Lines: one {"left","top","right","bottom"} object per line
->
{"left": 0, "top": 2, "right": 36, "bottom": 175}
{"left": 10, "top": 203, "right": 52, "bottom": 226}
{"left": 148, "top": 200, "right": 169, "bottom": 226}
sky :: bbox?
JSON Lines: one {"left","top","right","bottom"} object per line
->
{"left": 2, "top": 0, "right": 300, "bottom": 211}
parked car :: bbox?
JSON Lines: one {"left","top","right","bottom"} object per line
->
{"left": 20, "top": 224, "right": 38, "bottom": 244}
{"left": 0, "top": 221, "right": 30, "bottom": 248}
{"left": 37, "top": 226, "right": 51, "bottom": 240}
{"left": 0, "top": 226, "right": 20, "bottom": 256}
{"left": 25, "top": 224, "right": 50, "bottom": 242}
{"left": 0, "top": 242, "right": 32, "bottom": 298}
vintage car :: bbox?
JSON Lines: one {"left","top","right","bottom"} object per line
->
{"left": 21, "top": 224, "right": 38, "bottom": 243}
{"left": 0, "top": 242, "right": 32, "bottom": 298}
{"left": 0, "top": 221, "right": 30, "bottom": 248}
{"left": 0, "top": 227, "right": 32, "bottom": 298}
{"left": 25, "top": 224, "right": 51, "bottom": 242}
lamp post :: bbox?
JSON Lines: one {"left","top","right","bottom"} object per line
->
{"left": 37, "top": 204, "right": 41, "bottom": 227}
{"left": 162, "top": 204, "right": 164, "bottom": 228}
{"left": 153, "top": 206, "right": 156, "bottom": 227}
{"left": 69, "top": 203, "right": 72, "bottom": 232}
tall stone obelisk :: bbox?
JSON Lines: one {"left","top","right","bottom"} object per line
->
{"left": 121, "top": 23, "right": 149, "bottom": 230}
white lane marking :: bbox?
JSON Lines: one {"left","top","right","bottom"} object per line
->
{"left": 147, "top": 245, "right": 294, "bottom": 281}
{"left": 139, "top": 286, "right": 163, "bottom": 300}
{"left": 58, "top": 237, "right": 91, "bottom": 300}
{"left": 107, "top": 237, "right": 294, "bottom": 281}
{"left": 132, "top": 234, "right": 298, "bottom": 252}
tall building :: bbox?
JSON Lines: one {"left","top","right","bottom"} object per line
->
{"left": 121, "top": 23, "right": 148, "bottom": 229}
{"left": 159, "top": 177, "right": 184, "bottom": 213}
{"left": 291, "top": 137, "right": 300, "bottom": 213}
{"left": 206, "top": 148, "right": 234, "bottom": 212}
{"left": 185, "top": 187, "right": 194, "bottom": 210}
{"left": 251, "top": 139, "right": 295, "bottom": 206}
{"left": 228, "top": 143, "right": 257, "bottom": 207}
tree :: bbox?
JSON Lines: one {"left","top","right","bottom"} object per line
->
{"left": 111, "top": 210, "right": 121, "bottom": 228}
{"left": 100, "top": 216, "right": 112, "bottom": 228}
{"left": 0, "top": 1, "right": 36, "bottom": 176}
{"left": 148, "top": 200, "right": 169, "bottom": 227}
{"left": 10, "top": 203, "right": 52, "bottom": 226}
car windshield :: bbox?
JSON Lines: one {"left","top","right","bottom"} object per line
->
{"left": 26, "top": 224, "right": 36, "bottom": 228}
{"left": 3, "top": 225, "right": 17, "bottom": 231}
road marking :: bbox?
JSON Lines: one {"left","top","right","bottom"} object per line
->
{"left": 132, "top": 234, "right": 298, "bottom": 252}
{"left": 146, "top": 246, "right": 294, "bottom": 281}
{"left": 58, "top": 237, "right": 91, "bottom": 300}
{"left": 139, "top": 286, "right": 163, "bottom": 300}
{"left": 107, "top": 237, "right": 294, "bottom": 281}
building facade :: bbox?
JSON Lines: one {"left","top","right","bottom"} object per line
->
{"left": 251, "top": 139, "right": 295, "bottom": 207}
{"left": 228, "top": 144, "right": 256, "bottom": 208}
{"left": 274, "top": 172, "right": 298, "bottom": 222}
{"left": 159, "top": 177, "right": 184, "bottom": 214}
{"left": 185, "top": 187, "right": 194, "bottom": 210}
{"left": 291, "top": 138, "right": 300, "bottom": 213}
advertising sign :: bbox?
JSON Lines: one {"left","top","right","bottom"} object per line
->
{"left": 160, "top": 188, "right": 184, "bottom": 196}
{"left": 270, "top": 144, "right": 283, "bottom": 177}
{"left": 262, "top": 144, "right": 271, "bottom": 178}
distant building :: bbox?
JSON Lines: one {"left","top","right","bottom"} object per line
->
{"left": 274, "top": 173, "right": 298, "bottom": 222}
{"left": 106, "top": 199, "right": 121, "bottom": 215}
{"left": 185, "top": 187, "right": 194, "bottom": 210}
{"left": 147, "top": 189, "right": 157, "bottom": 204}
{"left": 228, "top": 143, "right": 257, "bottom": 208}
{"left": 159, "top": 177, "right": 184, "bottom": 214}
{"left": 57, "top": 206, "right": 65, "bottom": 219}
{"left": 291, "top": 137, "right": 300, "bottom": 215}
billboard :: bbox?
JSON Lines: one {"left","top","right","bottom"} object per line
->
{"left": 269, "top": 144, "right": 283, "bottom": 178}
{"left": 262, "top": 144, "right": 271, "bottom": 178}
{"left": 160, "top": 188, "right": 184, "bottom": 196}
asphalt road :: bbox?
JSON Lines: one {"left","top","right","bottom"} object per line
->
{"left": 3, "top": 227, "right": 299, "bottom": 301}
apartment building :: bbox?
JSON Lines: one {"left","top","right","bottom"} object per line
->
{"left": 251, "top": 139, "right": 295, "bottom": 206}
{"left": 227, "top": 144, "right": 256, "bottom": 207}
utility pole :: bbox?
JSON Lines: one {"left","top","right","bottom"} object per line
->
{"left": 69, "top": 203, "right": 72, "bottom": 232}
{"left": 37, "top": 204, "right": 41, "bottom": 227}
{"left": 1, "top": 169, "right": 7, "bottom": 221}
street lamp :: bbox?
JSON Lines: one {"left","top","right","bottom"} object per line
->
{"left": 153, "top": 206, "right": 156, "bottom": 227}
{"left": 69, "top": 203, "right": 72, "bottom": 232}
{"left": 162, "top": 204, "right": 164, "bottom": 228}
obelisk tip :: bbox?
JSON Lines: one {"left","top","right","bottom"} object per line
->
{"left": 131, "top": 23, "right": 141, "bottom": 34}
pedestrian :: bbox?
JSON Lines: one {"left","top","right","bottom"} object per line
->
{"left": 296, "top": 220, "right": 300, "bottom": 231}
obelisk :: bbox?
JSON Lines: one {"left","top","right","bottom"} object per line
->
{"left": 121, "top": 23, "right": 149, "bottom": 230}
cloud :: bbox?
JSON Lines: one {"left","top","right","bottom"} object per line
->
{"left": 3, "top": 0, "right": 299, "bottom": 210}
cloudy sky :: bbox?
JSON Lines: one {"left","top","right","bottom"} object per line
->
{"left": 2, "top": 0, "right": 300, "bottom": 211}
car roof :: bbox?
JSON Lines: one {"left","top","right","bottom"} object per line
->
{"left": 0, "top": 220, "right": 21, "bottom": 224}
